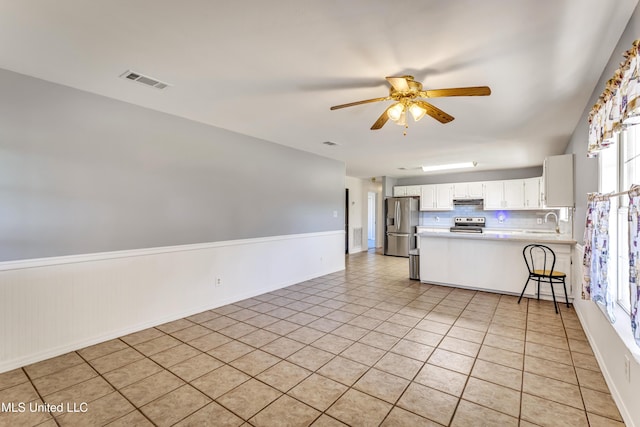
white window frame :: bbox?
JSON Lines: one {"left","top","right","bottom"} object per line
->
{"left": 598, "top": 133, "right": 632, "bottom": 314}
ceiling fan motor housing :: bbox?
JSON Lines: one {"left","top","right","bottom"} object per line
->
{"left": 389, "top": 76, "right": 423, "bottom": 97}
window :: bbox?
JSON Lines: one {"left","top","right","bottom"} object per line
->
{"left": 598, "top": 127, "right": 640, "bottom": 314}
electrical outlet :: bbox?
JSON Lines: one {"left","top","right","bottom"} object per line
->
{"left": 215, "top": 277, "right": 222, "bottom": 286}
{"left": 624, "top": 355, "right": 631, "bottom": 382}
{"left": 537, "top": 218, "right": 543, "bottom": 225}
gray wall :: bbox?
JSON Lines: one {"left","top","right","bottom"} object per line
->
{"left": 564, "top": 4, "right": 640, "bottom": 243}
{"left": 0, "top": 69, "right": 345, "bottom": 262}
{"left": 396, "top": 166, "right": 542, "bottom": 185}
{"left": 382, "top": 176, "right": 397, "bottom": 198}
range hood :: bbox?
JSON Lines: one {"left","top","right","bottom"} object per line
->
{"left": 452, "top": 198, "right": 484, "bottom": 206}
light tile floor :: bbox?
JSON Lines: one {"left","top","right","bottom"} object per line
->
{"left": 0, "top": 251, "right": 626, "bottom": 426}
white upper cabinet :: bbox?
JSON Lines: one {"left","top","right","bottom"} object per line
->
{"left": 420, "top": 184, "right": 453, "bottom": 211}
{"left": 405, "top": 185, "right": 421, "bottom": 196}
{"left": 436, "top": 184, "right": 454, "bottom": 210}
{"left": 468, "top": 182, "right": 484, "bottom": 198}
{"left": 484, "top": 179, "right": 526, "bottom": 209}
{"left": 483, "top": 181, "right": 506, "bottom": 209}
{"left": 452, "top": 182, "right": 484, "bottom": 199}
{"left": 420, "top": 185, "right": 436, "bottom": 210}
{"left": 484, "top": 178, "right": 547, "bottom": 210}
{"left": 523, "top": 177, "right": 542, "bottom": 209}
{"left": 402, "top": 176, "right": 547, "bottom": 211}
{"left": 543, "top": 154, "right": 574, "bottom": 207}
{"left": 503, "top": 180, "right": 525, "bottom": 209}
{"left": 393, "top": 185, "right": 421, "bottom": 197}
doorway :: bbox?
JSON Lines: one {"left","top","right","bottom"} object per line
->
{"left": 367, "top": 191, "right": 376, "bottom": 249}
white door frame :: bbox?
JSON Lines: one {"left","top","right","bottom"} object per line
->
{"left": 367, "top": 191, "right": 376, "bottom": 247}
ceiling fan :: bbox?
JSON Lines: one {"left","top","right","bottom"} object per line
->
{"left": 330, "top": 75, "right": 491, "bottom": 130}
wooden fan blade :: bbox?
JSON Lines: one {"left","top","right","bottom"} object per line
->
{"left": 371, "top": 108, "right": 390, "bottom": 130}
{"left": 330, "top": 97, "right": 389, "bottom": 110}
{"left": 386, "top": 76, "right": 410, "bottom": 92}
{"left": 422, "top": 86, "right": 491, "bottom": 98}
{"left": 416, "top": 100, "right": 454, "bottom": 124}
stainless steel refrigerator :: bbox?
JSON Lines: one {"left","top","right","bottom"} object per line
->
{"left": 384, "top": 197, "right": 419, "bottom": 257}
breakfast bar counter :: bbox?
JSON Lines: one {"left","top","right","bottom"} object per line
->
{"left": 417, "top": 230, "right": 576, "bottom": 299}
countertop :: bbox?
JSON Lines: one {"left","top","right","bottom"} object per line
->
{"left": 417, "top": 228, "right": 576, "bottom": 245}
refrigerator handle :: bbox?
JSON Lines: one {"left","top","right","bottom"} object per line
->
{"left": 396, "top": 201, "right": 401, "bottom": 230}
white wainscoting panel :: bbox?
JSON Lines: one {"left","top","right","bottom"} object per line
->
{"left": 0, "top": 231, "right": 344, "bottom": 373}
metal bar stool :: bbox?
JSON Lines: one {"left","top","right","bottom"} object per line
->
{"left": 517, "top": 244, "right": 569, "bottom": 313}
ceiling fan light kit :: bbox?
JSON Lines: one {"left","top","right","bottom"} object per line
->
{"left": 387, "top": 102, "right": 404, "bottom": 121}
{"left": 330, "top": 75, "right": 490, "bottom": 132}
{"left": 395, "top": 111, "right": 407, "bottom": 127}
{"left": 409, "top": 103, "right": 427, "bottom": 122}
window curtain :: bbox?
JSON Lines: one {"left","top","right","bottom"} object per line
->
{"left": 582, "top": 198, "right": 596, "bottom": 300}
{"left": 582, "top": 195, "right": 616, "bottom": 322}
{"left": 588, "top": 39, "right": 640, "bottom": 157}
{"left": 628, "top": 186, "right": 640, "bottom": 345}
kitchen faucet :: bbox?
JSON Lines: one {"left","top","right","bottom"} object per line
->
{"left": 544, "top": 211, "right": 560, "bottom": 234}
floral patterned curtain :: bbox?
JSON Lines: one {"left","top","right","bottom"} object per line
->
{"left": 582, "top": 198, "right": 596, "bottom": 300}
{"left": 582, "top": 194, "right": 616, "bottom": 322}
{"left": 627, "top": 186, "right": 640, "bottom": 345}
{"left": 588, "top": 40, "right": 640, "bottom": 157}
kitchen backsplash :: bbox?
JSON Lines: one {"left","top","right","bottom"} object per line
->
{"left": 419, "top": 205, "right": 572, "bottom": 234}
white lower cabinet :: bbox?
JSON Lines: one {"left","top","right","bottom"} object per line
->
{"left": 419, "top": 235, "right": 573, "bottom": 301}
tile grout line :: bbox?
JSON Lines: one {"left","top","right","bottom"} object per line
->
{"left": 73, "top": 338, "right": 168, "bottom": 427}
{"left": 560, "top": 301, "right": 590, "bottom": 424}
{"left": 20, "top": 366, "right": 61, "bottom": 427}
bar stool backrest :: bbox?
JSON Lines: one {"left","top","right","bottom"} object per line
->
{"left": 522, "top": 244, "right": 557, "bottom": 276}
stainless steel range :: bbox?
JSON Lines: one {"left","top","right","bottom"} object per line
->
{"left": 450, "top": 217, "right": 486, "bottom": 233}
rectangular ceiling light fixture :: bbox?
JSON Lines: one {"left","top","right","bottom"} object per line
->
{"left": 119, "top": 70, "right": 171, "bottom": 90}
{"left": 421, "top": 161, "right": 477, "bottom": 172}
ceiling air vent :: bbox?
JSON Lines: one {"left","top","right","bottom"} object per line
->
{"left": 119, "top": 70, "right": 171, "bottom": 90}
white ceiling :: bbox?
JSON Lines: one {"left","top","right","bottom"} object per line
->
{"left": 0, "top": 0, "right": 637, "bottom": 178}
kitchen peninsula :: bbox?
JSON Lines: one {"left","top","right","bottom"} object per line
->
{"left": 418, "top": 230, "right": 577, "bottom": 300}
